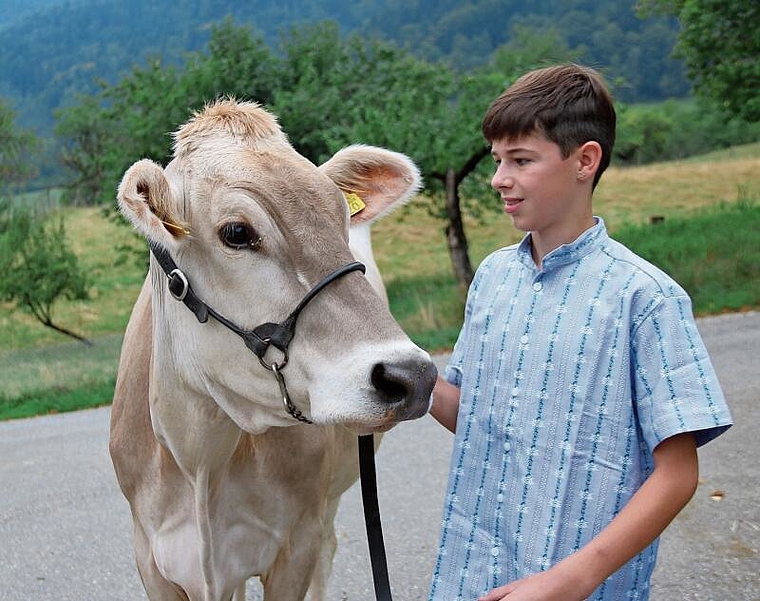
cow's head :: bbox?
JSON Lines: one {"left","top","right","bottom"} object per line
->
{"left": 117, "top": 99, "right": 436, "bottom": 435}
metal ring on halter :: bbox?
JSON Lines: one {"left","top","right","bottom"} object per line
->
{"left": 256, "top": 341, "right": 289, "bottom": 371}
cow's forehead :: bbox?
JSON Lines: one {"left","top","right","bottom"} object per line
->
{"left": 176, "top": 145, "right": 347, "bottom": 222}
{"left": 165, "top": 100, "right": 353, "bottom": 276}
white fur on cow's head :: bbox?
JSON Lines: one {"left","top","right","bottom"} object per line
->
{"left": 116, "top": 99, "right": 435, "bottom": 438}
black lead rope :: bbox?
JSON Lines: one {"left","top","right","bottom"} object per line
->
{"left": 359, "top": 434, "right": 393, "bottom": 601}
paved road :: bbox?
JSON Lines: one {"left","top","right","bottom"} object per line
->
{"left": 1, "top": 312, "right": 757, "bottom": 600}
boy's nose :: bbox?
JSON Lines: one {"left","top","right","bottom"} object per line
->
{"left": 491, "top": 170, "right": 514, "bottom": 191}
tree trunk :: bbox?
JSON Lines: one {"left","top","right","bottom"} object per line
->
{"left": 444, "top": 167, "right": 474, "bottom": 291}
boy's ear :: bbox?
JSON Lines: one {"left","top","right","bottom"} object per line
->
{"left": 577, "top": 141, "right": 602, "bottom": 182}
{"left": 319, "top": 144, "right": 422, "bottom": 226}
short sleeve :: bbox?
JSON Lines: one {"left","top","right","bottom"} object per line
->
{"left": 444, "top": 253, "right": 493, "bottom": 388}
{"left": 631, "top": 294, "right": 732, "bottom": 450}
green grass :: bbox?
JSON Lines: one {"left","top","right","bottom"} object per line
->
{"left": 0, "top": 379, "right": 116, "bottom": 421}
{"left": 615, "top": 200, "right": 760, "bottom": 315}
{"left": 386, "top": 272, "right": 467, "bottom": 351}
{"left": 1, "top": 143, "right": 759, "bottom": 420}
{"left": 0, "top": 334, "right": 122, "bottom": 420}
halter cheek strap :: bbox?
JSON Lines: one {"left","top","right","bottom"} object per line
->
{"left": 149, "top": 243, "right": 366, "bottom": 422}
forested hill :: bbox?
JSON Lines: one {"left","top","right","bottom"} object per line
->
{"left": 1, "top": 0, "right": 687, "bottom": 134}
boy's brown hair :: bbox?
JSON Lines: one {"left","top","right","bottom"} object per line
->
{"left": 482, "top": 64, "right": 616, "bottom": 187}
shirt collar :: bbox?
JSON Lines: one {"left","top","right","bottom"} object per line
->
{"left": 516, "top": 217, "right": 608, "bottom": 271}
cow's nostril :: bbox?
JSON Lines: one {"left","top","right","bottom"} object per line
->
{"left": 371, "top": 362, "right": 411, "bottom": 402}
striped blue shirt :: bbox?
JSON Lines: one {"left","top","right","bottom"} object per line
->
{"left": 430, "top": 218, "right": 732, "bottom": 601}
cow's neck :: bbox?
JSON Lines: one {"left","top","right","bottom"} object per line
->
{"left": 149, "top": 368, "right": 242, "bottom": 477}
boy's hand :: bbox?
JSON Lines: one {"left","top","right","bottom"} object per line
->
{"left": 479, "top": 432, "right": 698, "bottom": 601}
{"left": 478, "top": 569, "right": 585, "bottom": 601}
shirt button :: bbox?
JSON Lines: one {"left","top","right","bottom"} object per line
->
{"left": 511, "top": 386, "right": 520, "bottom": 396}
{"left": 491, "top": 546, "right": 500, "bottom": 557}
{"left": 520, "top": 334, "right": 529, "bottom": 344}
{"left": 497, "top": 493, "right": 504, "bottom": 502}
{"left": 533, "top": 281, "right": 543, "bottom": 292}
{"left": 503, "top": 441, "right": 512, "bottom": 452}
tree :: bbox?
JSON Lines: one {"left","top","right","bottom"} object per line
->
{"left": 270, "top": 22, "right": 494, "bottom": 289}
{"left": 1, "top": 102, "right": 88, "bottom": 344}
{"left": 56, "top": 18, "right": 279, "bottom": 206}
{"left": 56, "top": 95, "right": 116, "bottom": 205}
{"left": 0, "top": 98, "right": 38, "bottom": 185}
{"left": 639, "top": 0, "right": 760, "bottom": 122}
{"left": 0, "top": 200, "right": 91, "bottom": 344}
{"left": 332, "top": 25, "right": 580, "bottom": 290}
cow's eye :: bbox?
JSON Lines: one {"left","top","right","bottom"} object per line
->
{"left": 219, "top": 222, "right": 262, "bottom": 250}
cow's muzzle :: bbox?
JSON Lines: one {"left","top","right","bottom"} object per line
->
{"left": 371, "top": 358, "right": 437, "bottom": 421}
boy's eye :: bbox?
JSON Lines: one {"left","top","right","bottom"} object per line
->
{"left": 515, "top": 158, "right": 530, "bottom": 166}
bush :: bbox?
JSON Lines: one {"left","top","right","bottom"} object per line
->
{"left": 0, "top": 198, "right": 90, "bottom": 343}
{"left": 615, "top": 99, "right": 760, "bottom": 165}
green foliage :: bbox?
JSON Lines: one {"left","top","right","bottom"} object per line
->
{"left": 614, "top": 99, "right": 760, "bottom": 165}
{"left": 55, "top": 18, "right": 279, "bottom": 206}
{"left": 56, "top": 95, "right": 120, "bottom": 205}
{"left": 489, "top": 25, "right": 580, "bottom": 82}
{"left": 54, "top": 20, "right": 482, "bottom": 205}
{"left": 1, "top": 0, "right": 690, "bottom": 143}
{"left": 641, "top": 0, "right": 760, "bottom": 122}
{"left": 0, "top": 98, "right": 38, "bottom": 186}
{"left": 271, "top": 21, "right": 494, "bottom": 179}
{"left": 0, "top": 199, "right": 90, "bottom": 343}
{"left": 676, "top": 1, "right": 760, "bottom": 122}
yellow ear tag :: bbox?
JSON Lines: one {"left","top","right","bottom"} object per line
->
{"left": 344, "top": 192, "right": 366, "bottom": 216}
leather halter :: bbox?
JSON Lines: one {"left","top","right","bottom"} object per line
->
{"left": 150, "top": 244, "right": 393, "bottom": 599}
{"left": 149, "top": 243, "right": 366, "bottom": 423}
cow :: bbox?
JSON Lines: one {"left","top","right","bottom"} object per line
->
{"left": 109, "top": 99, "right": 437, "bottom": 601}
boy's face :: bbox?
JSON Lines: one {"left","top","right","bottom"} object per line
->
{"left": 490, "top": 133, "right": 591, "bottom": 243}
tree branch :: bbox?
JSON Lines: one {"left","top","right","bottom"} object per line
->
{"left": 455, "top": 145, "right": 490, "bottom": 184}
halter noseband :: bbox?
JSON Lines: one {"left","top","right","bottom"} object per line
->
{"left": 150, "top": 243, "right": 366, "bottom": 423}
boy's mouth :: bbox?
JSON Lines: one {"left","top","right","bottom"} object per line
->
{"left": 503, "top": 197, "right": 523, "bottom": 214}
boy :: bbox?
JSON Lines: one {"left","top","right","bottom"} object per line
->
{"left": 428, "top": 64, "right": 732, "bottom": 600}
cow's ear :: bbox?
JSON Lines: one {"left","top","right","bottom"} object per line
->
{"left": 319, "top": 144, "right": 422, "bottom": 226}
{"left": 117, "top": 159, "right": 189, "bottom": 250}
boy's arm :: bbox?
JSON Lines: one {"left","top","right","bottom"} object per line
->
{"left": 479, "top": 432, "right": 699, "bottom": 601}
{"left": 429, "top": 376, "right": 460, "bottom": 433}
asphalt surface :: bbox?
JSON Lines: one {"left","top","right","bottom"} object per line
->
{"left": 0, "top": 311, "right": 757, "bottom": 600}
